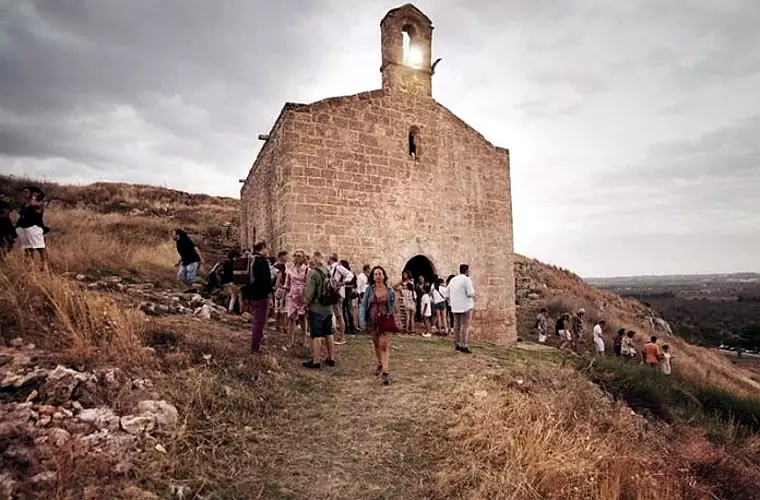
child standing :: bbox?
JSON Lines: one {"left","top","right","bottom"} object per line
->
{"left": 401, "top": 282, "right": 416, "bottom": 334}
{"left": 420, "top": 283, "right": 433, "bottom": 338}
{"left": 661, "top": 344, "right": 674, "bottom": 375}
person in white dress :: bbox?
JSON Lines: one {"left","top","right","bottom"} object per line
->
{"left": 593, "top": 320, "right": 606, "bottom": 355}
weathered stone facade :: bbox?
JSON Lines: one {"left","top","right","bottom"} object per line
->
{"left": 241, "top": 4, "right": 516, "bottom": 343}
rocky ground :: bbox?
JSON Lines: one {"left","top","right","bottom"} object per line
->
{"left": 0, "top": 342, "right": 178, "bottom": 499}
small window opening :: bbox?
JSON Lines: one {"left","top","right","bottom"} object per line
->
{"left": 409, "top": 126, "right": 419, "bottom": 158}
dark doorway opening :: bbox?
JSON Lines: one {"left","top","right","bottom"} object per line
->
{"left": 403, "top": 255, "right": 436, "bottom": 284}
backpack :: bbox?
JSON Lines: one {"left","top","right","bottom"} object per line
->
{"left": 315, "top": 268, "right": 341, "bottom": 306}
{"left": 232, "top": 255, "right": 256, "bottom": 286}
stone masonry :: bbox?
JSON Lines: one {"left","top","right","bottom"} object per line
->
{"left": 241, "top": 4, "right": 516, "bottom": 343}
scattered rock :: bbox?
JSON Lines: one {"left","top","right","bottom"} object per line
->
{"left": 120, "top": 415, "right": 155, "bottom": 435}
{"left": 154, "top": 443, "right": 167, "bottom": 454}
{"left": 76, "top": 274, "right": 86, "bottom": 281}
{"left": 30, "top": 471, "right": 57, "bottom": 485}
{"left": 40, "top": 366, "right": 84, "bottom": 406}
{"left": 25, "top": 389, "right": 39, "bottom": 402}
{"left": 79, "top": 407, "right": 120, "bottom": 431}
{"left": 49, "top": 428, "right": 72, "bottom": 448}
{"left": 10, "top": 338, "right": 24, "bottom": 348}
{"left": 170, "top": 484, "right": 191, "bottom": 499}
{"left": 136, "top": 400, "right": 178, "bottom": 430}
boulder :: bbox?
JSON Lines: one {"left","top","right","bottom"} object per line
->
{"left": 1, "top": 367, "right": 49, "bottom": 391}
{"left": 79, "top": 407, "right": 120, "bottom": 431}
{"left": 40, "top": 365, "right": 92, "bottom": 405}
{"left": 120, "top": 415, "right": 155, "bottom": 435}
{"left": 136, "top": 400, "right": 178, "bottom": 430}
{"left": 0, "top": 405, "right": 33, "bottom": 438}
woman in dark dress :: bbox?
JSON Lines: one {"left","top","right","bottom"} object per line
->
{"left": 359, "top": 266, "right": 397, "bottom": 386}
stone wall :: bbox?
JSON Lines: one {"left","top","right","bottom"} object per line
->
{"left": 242, "top": 90, "right": 516, "bottom": 343}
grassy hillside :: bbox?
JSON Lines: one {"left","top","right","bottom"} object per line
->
{"left": 2, "top": 176, "right": 760, "bottom": 499}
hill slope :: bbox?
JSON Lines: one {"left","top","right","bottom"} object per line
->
{"left": 3, "top": 176, "right": 760, "bottom": 499}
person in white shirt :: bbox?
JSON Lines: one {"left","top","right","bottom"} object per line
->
{"left": 354, "top": 264, "right": 370, "bottom": 331}
{"left": 328, "top": 253, "right": 354, "bottom": 345}
{"left": 420, "top": 284, "right": 433, "bottom": 337}
{"left": 447, "top": 264, "right": 475, "bottom": 353}
{"left": 593, "top": 320, "right": 606, "bottom": 355}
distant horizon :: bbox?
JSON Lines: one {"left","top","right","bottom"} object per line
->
{"left": 3, "top": 172, "right": 760, "bottom": 278}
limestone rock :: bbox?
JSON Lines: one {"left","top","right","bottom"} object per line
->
{"left": 40, "top": 365, "right": 90, "bottom": 405}
{"left": 10, "top": 337, "right": 24, "bottom": 348}
{"left": 79, "top": 407, "right": 120, "bottom": 431}
{"left": 136, "top": 400, "right": 178, "bottom": 430}
{"left": 120, "top": 415, "right": 155, "bottom": 435}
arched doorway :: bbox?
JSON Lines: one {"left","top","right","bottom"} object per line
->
{"left": 403, "top": 255, "right": 436, "bottom": 284}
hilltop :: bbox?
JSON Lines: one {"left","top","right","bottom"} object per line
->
{"left": 2, "top": 175, "right": 760, "bottom": 500}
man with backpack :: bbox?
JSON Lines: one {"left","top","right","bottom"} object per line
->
{"left": 328, "top": 253, "right": 354, "bottom": 345}
{"left": 240, "top": 241, "right": 273, "bottom": 354}
{"left": 303, "top": 251, "right": 337, "bottom": 369}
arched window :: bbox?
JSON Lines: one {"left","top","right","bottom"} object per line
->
{"left": 402, "top": 25, "right": 422, "bottom": 67}
{"left": 408, "top": 126, "right": 419, "bottom": 158}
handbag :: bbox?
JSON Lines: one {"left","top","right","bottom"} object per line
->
{"left": 378, "top": 313, "right": 400, "bottom": 333}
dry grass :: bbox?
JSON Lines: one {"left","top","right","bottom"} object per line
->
{"left": 0, "top": 252, "right": 148, "bottom": 365}
{"left": 44, "top": 208, "right": 179, "bottom": 283}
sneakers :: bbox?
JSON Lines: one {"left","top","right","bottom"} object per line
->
{"left": 374, "top": 365, "right": 383, "bottom": 376}
{"left": 334, "top": 340, "right": 347, "bottom": 346}
{"left": 381, "top": 372, "right": 390, "bottom": 386}
{"left": 325, "top": 358, "right": 336, "bottom": 367}
{"left": 422, "top": 333, "right": 432, "bottom": 338}
{"left": 302, "top": 361, "right": 320, "bottom": 369}
{"left": 460, "top": 346, "right": 472, "bottom": 354}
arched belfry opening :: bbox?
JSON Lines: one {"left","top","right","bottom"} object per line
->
{"left": 403, "top": 255, "right": 436, "bottom": 284}
{"left": 380, "top": 4, "right": 434, "bottom": 96}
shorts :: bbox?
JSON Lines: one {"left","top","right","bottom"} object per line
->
{"left": 308, "top": 312, "right": 333, "bottom": 338}
{"left": 178, "top": 261, "right": 200, "bottom": 285}
{"left": 559, "top": 330, "right": 571, "bottom": 341}
{"left": 274, "top": 288, "right": 287, "bottom": 313}
{"left": 16, "top": 226, "right": 45, "bottom": 250}
{"left": 434, "top": 302, "right": 446, "bottom": 311}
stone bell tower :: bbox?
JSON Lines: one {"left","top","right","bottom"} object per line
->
{"left": 380, "top": 4, "right": 434, "bottom": 97}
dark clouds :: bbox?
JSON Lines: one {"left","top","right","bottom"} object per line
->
{"left": 1, "top": 0, "right": 759, "bottom": 276}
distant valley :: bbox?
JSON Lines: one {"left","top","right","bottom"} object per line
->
{"left": 588, "top": 273, "right": 760, "bottom": 351}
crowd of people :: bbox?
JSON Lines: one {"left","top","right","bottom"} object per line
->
{"left": 0, "top": 186, "right": 49, "bottom": 264}
{"left": 174, "top": 233, "right": 477, "bottom": 387}
{"left": 534, "top": 308, "right": 675, "bottom": 374}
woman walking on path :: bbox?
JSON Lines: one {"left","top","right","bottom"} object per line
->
{"left": 285, "top": 250, "right": 309, "bottom": 347}
{"left": 360, "top": 266, "right": 397, "bottom": 386}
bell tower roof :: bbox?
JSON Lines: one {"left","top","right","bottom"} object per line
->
{"left": 382, "top": 4, "right": 433, "bottom": 25}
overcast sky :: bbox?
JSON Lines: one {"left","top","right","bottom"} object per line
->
{"left": 1, "top": 0, "right": 758, "bottom": 277}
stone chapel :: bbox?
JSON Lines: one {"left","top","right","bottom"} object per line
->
{"left": 241, "top": 4, "right": 516, "bottom": 343}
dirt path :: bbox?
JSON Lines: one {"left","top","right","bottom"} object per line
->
{"left": 248, "top": 333, "right": 487, "bottom": 500}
